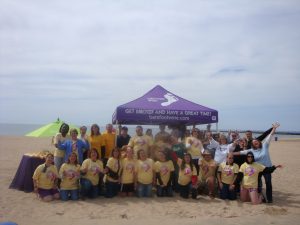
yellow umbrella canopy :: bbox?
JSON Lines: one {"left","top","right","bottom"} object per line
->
{"left": 25, "top": 119, "right": 79, "bottom": 137}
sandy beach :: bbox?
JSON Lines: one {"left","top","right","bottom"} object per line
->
{"left": 0, "top": 136, "right": 299, "bottom": 225}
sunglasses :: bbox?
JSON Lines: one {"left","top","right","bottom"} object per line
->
{"left": 247, "top": 156, "right": 254, "bottom": 158}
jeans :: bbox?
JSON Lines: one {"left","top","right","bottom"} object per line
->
{"left": 258, "top": 173, "right": 272, "bottom": 202}
{"left": 60, "top": 189, "right": 79, "bottom": 201}
{"left": 80, "top": 178, "right": 98, "bottom": 198}
{"left": 178, "top": 183, "right": 191, "bottom": 198}
{"left": 105, "top": 181, "right": 120, "bottom": 198}
{"left": 157, "top": 185, "right": 173, "bottom": 197}
{"left": 219, "top": 183, "right": 236, "bottom": 200}
{"left": 137, "top": 183, "right": 152, "bottom": 197}
{"left": 54, "top": 157, "right": 64, "bottom": 171}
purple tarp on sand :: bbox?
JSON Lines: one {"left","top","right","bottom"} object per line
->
{"left": 112, "top": 85, "right": 218, "bottom": 125}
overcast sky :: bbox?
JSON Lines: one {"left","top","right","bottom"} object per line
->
{"left": 0, "top": 0, "right": 299, "bottom": 131}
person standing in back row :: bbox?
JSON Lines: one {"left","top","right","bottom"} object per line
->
{"left": 128, "top": 126, "right": 153, "bottom": 159}
{"left": 102, "top": 124, "right": 116, "bottom": 166}
{"left": 117, "top": 126, "right": 131, "bottom": 149}
{"left": 53, "top": 123, "right": 70, "bottom": 171}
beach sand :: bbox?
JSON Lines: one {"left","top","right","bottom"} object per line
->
{"left": 0, "top": 136, "right": 299, "bottom": 225}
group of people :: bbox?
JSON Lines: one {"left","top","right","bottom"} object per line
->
{"left": 32, "top": 122, "right": 282, "bottom": 204}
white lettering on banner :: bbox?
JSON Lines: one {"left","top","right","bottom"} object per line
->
{"left": 125, "top": 109, "right": 135, "bottom": 114}
{"left": 155, "top": 110, "right": 166, "bottom": 115}
{"left": 149, "top": 115, "right": 189, "bottom": 121}
{"left": 199, "top": 111, "right": 211, "bottom": 116}
{"left": 185, "top": 111, "right": 198, "bottom": 116}
{"left": 166, "top": 110, "right": 178, "bottom": 115}
{"left": 212, "top": 116, "right": 217, "bottom": 121}
{"left": 136, "top": 109, "right": 154, "bottom": 114}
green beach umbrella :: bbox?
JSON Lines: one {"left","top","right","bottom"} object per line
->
{"left": 25, "top": 118, "right": 79, "bottom": 137}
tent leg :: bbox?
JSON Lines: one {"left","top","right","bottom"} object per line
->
{"left": 216, "top": 123, "right": 219, "bottom": 133}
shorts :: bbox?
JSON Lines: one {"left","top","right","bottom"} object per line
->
{"left": 120, "top": 183, "right": 134, "bottom": 193}
{"left": 38, "top": 188, "right": 59, "bottom": 198}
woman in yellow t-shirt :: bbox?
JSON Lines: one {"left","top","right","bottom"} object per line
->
{"left": 120, "top": 146, "right": 136, "bottom": 197}
{"left": 104, "top": 148, "right": 121, "bottom": 198}
{"left": 217, "top": 152, "right": 239, "bottom": 200}
{"left": 135, "top": 149, "right": 155, "bottom": 197}
{"left": 80, "top": 149, "right": 104, "bottom": 199}
{"left": 177, "top": 153, "right": 197, "bottom": 199}
{"left": 236, "top": 151, "right": 281, "bottom": 204}
{"left": 185, "top": 128, "right": 204, "bottom": 175}
{"left": 154, "top": 150, "right": 175, "bottom": 197}
{"left": 59, "top": 152, "right": 81, "bottom": 201}
{"left": 88, "top": 124, "right": 104, "bottom": 160}
{"left": 32, "top": 153, "right": 59, "bottom": 202}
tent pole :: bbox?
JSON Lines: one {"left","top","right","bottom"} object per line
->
{"left": 216, "top": 123, "right": 219, "bottom": 133}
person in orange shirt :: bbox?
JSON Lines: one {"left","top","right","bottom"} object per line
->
{"left": 102, "top": 124, "right": 116, "bottom": 166}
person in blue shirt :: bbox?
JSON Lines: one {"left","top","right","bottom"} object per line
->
{"left": 58, "top": 128, "right": 89, "bottom": 165}
{"left": 234, "top": 122, "right": 280, "bottom": 203}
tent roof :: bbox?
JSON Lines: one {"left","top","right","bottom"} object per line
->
{"left": 112, "top": 85, "right": 218, "bottom": 125}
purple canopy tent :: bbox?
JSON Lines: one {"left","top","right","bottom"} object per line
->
{"left": 112, "top": 85, "right": 218, "bottom": 126}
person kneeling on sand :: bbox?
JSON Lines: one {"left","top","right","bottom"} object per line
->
{"left": 197, "top": 150, "right": 217, "bottom": 199}
{"left": 235, "top": 151, "right": 282, "bottom": 204}
{"left": 80, "top": 149, "right": 104, "bottom": 199}
{"left": 154, "top": 150, "right": 175, "bottom": 197}
{"left": 59, "top": 152, "right": 81, "bottom": 201}
{"left": 217, "top": 153, "right": 239, "bottom": 200}
{"left": 177, "top": 153, "right": 198, "bottom": 199}
{"left": 32, "top": 153, "right": 60, "bottom": 202}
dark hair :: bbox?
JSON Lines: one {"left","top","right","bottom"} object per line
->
{"left": 80, "top": 126, "right": 87, "bottom": 131}
{"left": 59, "top": 123, "right": 69, "bottom": 134}
{"left": 246, "top": 151, "right": 255, "bottom": 164}
{"left": 91, "top": 124, "right": 100, "bottom": 136}
{"left": 181, "top": 153, "right": 194, "bottom": 172}
{"left": 43, "top": 153, "right": 54, "bottom": 173}
{"left": 89, "top": 148, "right": 99, "bottom": 159}
{"left": 121, "top": 126, "right": 128, "bottom": 131}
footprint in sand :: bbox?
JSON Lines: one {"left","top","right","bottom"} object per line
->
{"left": 264, "top": 207, "right": 288, "bottom": 215}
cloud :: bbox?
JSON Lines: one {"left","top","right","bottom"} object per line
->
{"left": 0, "top": 0, "right": 300, "bottom": 131}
